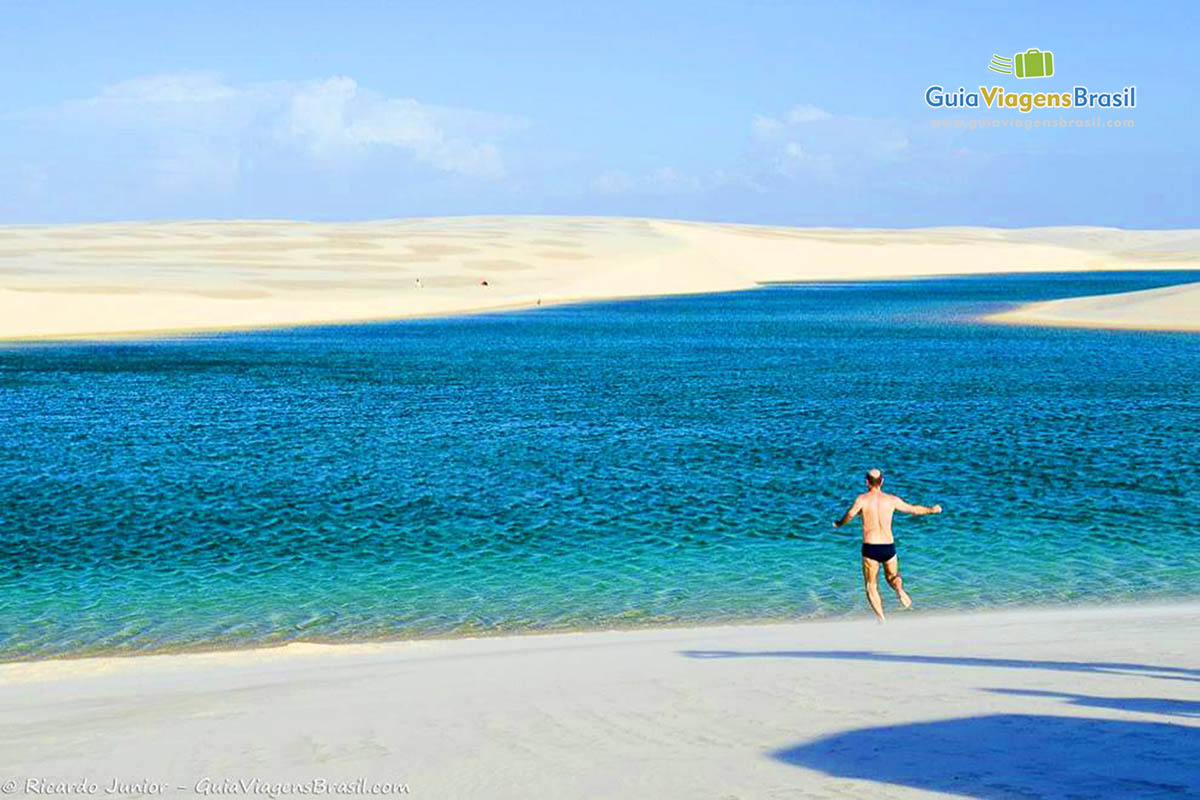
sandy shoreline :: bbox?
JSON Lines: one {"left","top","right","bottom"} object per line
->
{"left": 1, "top": 217, "right": 1198, "bottom": 339}
{"left": 987, "top": 279, "right": 1200, "bottom": 331}
{"left": 3, "top": 603, "right": 1197, "bottom": 798}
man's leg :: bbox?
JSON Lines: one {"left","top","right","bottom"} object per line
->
{"left": 883, "top": 556, "right": 912, "bottom": 609}
{"left": 861, "top": 557, "right": 885, "bottom": 622}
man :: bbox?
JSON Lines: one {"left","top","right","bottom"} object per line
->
{"left": 833, "top": 468, "right": 942, "bottom": 622}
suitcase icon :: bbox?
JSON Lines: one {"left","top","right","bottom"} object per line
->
{"left": 1014, "top": 48, "right": 1054, "bottom": 79}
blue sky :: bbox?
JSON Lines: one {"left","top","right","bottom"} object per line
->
{"left": 2, "top": 1, "right": 1196, "bottom": 226}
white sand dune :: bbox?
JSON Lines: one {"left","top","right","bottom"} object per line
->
{"left": 3, "top": 604, "right": 1197, "bottom": 799}
{"left": 988, "top": 279, "right": 1200, "bottom": 331}
{"left": 1, "top": 217, "right": 1197, "bottom": 339}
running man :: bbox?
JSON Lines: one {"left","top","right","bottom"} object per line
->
{"left": 833, "top": 468, "right": 942, "bottom": 622}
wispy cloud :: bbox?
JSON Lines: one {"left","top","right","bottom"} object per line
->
{"left": 3, "top": 82, "right": 1128, "bottom": 226}
{"left": 592, "top": 104, "right": 916, "bottom": 197}
{"left": 283, "top": 76, "right": 514, "bottom": 176}
{"left": 591, "top": 166, "right": 701, "bottom": 195}
{"left": 10, "top": 72, "right": 524, "bottom": 203}
{"left": 748, "top": 103, "right": 910, "bottom": 181}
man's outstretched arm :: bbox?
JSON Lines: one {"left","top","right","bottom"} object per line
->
{"left": 833, "top": 497, "right": 863, "bottom": 528}
{"left": 895, "top": 497, "right": 943, "bottom": 516}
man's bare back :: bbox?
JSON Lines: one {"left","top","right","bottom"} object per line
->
{"left": 843, "top": 490, "right": 940, "bottom": 544}
{"left": 832, "top": 469, "right": 943, "bottom": 622}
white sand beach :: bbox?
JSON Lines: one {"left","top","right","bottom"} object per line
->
{"left": 1, "top": 218, "right": 1198, "bottom": 339}
{"left": 988, "top": 279, "right": 1200, "bottom": 331}
{"left": 3, "top": 604, "right": 1197, "bottom": 798}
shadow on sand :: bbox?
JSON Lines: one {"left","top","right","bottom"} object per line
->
{"left": 774, "top": 713, "right": 1200, "bottom": 799}
{"left": 682, "top": 650, "right": 1200, "bottom": 795}
{"left": 985, "top": 688, "right": 1200, "bottom": 718}
{"left": 678, "top": 649, "right": 1200, "bottom": 682}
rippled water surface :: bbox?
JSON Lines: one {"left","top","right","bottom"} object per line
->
{"left": 1, "top": 271, "right": 1198, "bottom": 660}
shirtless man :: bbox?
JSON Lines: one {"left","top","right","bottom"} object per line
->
{"left": 833, "top": 469, "right": 942, "bottom": 622}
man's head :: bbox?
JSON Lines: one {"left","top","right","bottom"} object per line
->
{"left": 866, "top": 468, "right": 883, "bottom": 489}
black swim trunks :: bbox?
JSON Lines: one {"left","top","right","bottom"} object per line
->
{"left": 861, "top": 542, "right": 897, "bottom": 563}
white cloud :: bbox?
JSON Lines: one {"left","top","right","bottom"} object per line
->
{"left": 751, "top": 114, "right": 785, "bottom": 140}
{"left": 751, "top": 104, "right": 833, "bottom": 143}
{"left": 785, "top": 104, "right": 833, "bottom": 124}
{"left": 593, "top": 170, "right": 635, "bottom": 194}
{"left": 645, "top": 167, "right": 700, "bottom": 191}
{"left": 748, "top": 103, "right": 912, "bottom": 180}
{"left": 16, "top": 72, "right": 520, "bottom": 192}
{"left": 592, "top": 103, "right": 897, "bottom": 196}
{"left": 98, "top": 73, "right": 241, "bottom": 105}
{"left": 591, "top": 166, "right": 701, "bottom": 195}
{"left": 768, "top": 141, "right": 833, "bottom": 179}
{"left": 284, "top": 77, "right": 508, "bottom": 177}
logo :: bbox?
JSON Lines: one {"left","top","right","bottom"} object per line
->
{"left": 989, "top": 49, "right": 1054, "bottom": 79}
{"left": 924, "top": 48, "right": 1135, "bottom": 114}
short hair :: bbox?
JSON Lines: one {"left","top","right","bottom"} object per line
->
{"left": 866, "top": 468, "right": 883, "bottom": 487}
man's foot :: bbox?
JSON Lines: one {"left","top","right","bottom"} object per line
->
{"left": 898, "top": 589, "right": 913, "bottom": 609}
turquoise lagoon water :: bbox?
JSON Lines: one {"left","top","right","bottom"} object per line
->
{"left": 0, "top": 271, "right": 1198, "bottom": 661}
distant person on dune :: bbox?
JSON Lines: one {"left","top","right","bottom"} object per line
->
{"left": 833, "top": 468, "right": 942, "bottom": 623}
